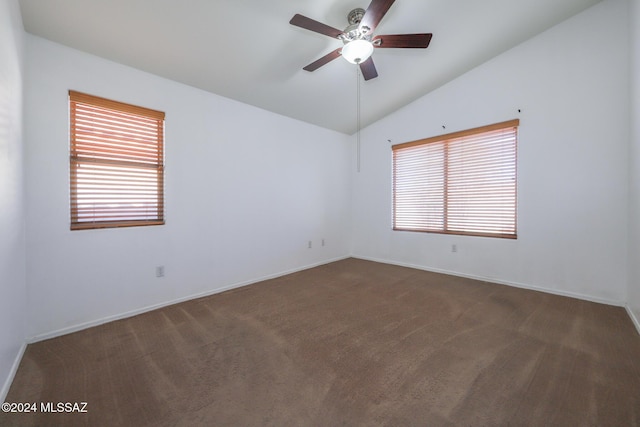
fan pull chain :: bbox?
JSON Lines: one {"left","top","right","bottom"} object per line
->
{"left": 356, "top": 66, "right": 361, "bottom": 173}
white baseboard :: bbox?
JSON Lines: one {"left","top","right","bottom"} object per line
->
{"left": 1, "top": 342, "right": 27, "bottom": 403}
{"left": 28, "top": 255, "right": 350, "bottom": 343}
{"left": 626, "top": 305, "right": 640, "bottom": 336}
{"left": 13, "top": 254, "right": 639, "bottom": 401}
{"left": 352, "top": 255, "right": 625, "bottom": 307}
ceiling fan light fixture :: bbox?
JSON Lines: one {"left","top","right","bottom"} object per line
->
{"left": 290, "top": 1, "right": 433, "bottom": 79}
{"left": 341, "top": 39, "right": 374, "bottom": 64}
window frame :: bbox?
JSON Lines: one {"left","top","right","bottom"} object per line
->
{"left": 69, "top": 90, "right": 165, "bottom": 230}
{"left": 392, "top": 119, "right": 519, "bottom": 239}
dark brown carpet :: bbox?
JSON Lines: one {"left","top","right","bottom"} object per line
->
{"left": 2, "top": 258, "right": 640, "bottom": 426}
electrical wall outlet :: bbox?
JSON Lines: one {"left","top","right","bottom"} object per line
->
{"left": 156, "top": 266, "right": 165, "bottom": 277}
{"left": 322, "top": 238, "right": 325, "bottom": 247}
{"left": 451, "top": 244, "right": 458, "bottom": 253}
{"left": 308, "top": 241, "right": 312, "bottom": 249}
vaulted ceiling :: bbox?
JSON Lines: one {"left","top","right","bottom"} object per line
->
{"left": 19, "top": 0, "right": 602, "bottom": 134}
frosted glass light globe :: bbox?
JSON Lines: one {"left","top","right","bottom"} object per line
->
{"left": 342, "top": 40, "right": 374, "bottom": 64}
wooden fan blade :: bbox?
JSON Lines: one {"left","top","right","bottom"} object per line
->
{"left": 303, "top": 48, "right": 342, "bottom": 72}
{"left": 373, "top": 33, "right": 433, "bottom": 49}
{"left": 359, "top": 57, "right": 378, "bottom": 81}
{"left": 290, "top": 14, "right": 343, "bottom": 38}
{"left": 359, "top": 0, "right": 396, "bottom": 34}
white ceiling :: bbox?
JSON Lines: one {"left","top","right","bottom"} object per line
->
{"left": 19, "top": 0, "right": 601, "bottom": 135}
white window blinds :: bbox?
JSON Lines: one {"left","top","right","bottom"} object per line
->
{"left": 69, "top": 91, "right": 165, "bottom": 230}
{"left": 392, "top": 119, "right": 518, "bottom": 239}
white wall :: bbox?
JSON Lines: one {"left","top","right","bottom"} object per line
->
{"left": 352, "top": 0, "right": 629, "bottom": 304}
{"left": 24, "top": 35, "right": 352, "bottom": 339}
{"left": 629, "top": 0, "right": 640, "bottom": 328}
{"left": 0, "top": 0, "right": 26, "bottom": 400}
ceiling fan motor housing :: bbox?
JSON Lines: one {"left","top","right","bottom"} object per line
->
{"left": 341, "top": 8, "right": 371, "bottom": 44}
{"left": 347, "top": 8, "right": 365, "bottom": 26}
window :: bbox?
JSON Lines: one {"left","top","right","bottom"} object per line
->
{"left": 69, "top": 91, "right": 165, "bottom": 230}
{"left": 392, "top": 119, "right": 518, "bottom": 239}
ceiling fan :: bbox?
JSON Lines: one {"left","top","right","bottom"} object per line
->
{"left": 289, "top": 0, "right": 432, "bottom": 81}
